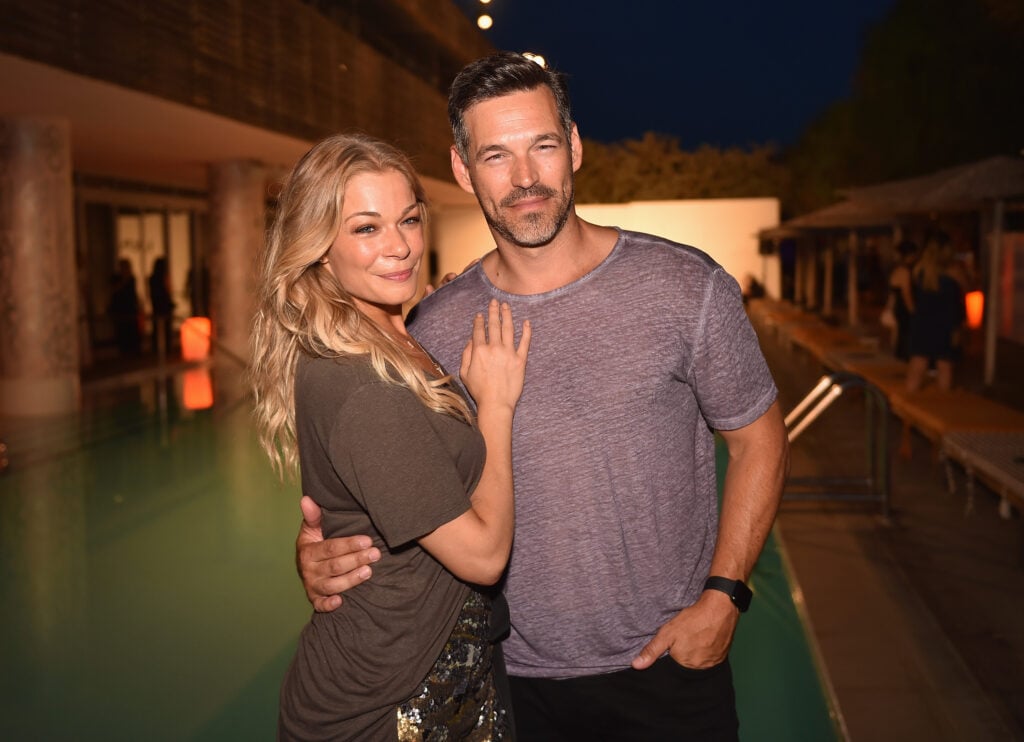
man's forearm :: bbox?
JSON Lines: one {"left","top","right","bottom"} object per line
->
{"left": 296, "top": 496, "right": 380, "bottom": 612}
{"left": 711, "top": 401, "right": 789, "bottom": 581}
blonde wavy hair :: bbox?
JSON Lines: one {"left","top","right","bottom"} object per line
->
{"left": 250, "top": 133, "right": 472, "bottom": 478}
{"left": 912, "top": 242, "right": 945, "bottom": 292}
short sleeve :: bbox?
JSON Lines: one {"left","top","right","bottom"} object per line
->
{"left": 329, "top": 382, "right": 472, "bottom": 548}
{"left": 689, "top": 269, "right": 777, "bottom": 430}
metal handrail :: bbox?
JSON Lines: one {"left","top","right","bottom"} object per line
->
{"left": 784, "top": 372, "right": 891, "bottom": 521}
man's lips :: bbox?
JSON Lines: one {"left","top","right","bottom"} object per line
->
{"left": 501, "top": 185, "right": 557, "bottom": 208}
{"left": 508, "top": 196, "right": 547, "bottom": 209}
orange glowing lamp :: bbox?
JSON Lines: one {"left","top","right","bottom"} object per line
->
{"left": 181, "top": 316, "right": 212, "bottom": 360}
{"left": 965, "top": 291, "right": 984, "bottom": 330}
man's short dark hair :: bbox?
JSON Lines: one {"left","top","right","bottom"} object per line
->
{"left": 448, "top": 51, "right": 573, "bottom": 162}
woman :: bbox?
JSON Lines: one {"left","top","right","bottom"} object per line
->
{"left": 250, "top": 133, "right": 530, "bottom": 740}
{"left": 905, "top": 241, "right": 965, "bottom": 392}
{"left": 886, "top": 239, "right": 916, "bottom": 360}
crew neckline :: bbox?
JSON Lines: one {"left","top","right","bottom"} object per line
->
{"left": 475, "top": 228, "right": 624, "bottom": 301}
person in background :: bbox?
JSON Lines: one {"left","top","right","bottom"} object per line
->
{"left": 109, "top": 258, "right": 141, "bottom": 356}
{"left": 886, "top": 239, "right": 917, "bottom": 360}
{"left": 905, "top": 239, "right": 966, "bottom": 392}
{"left": 249, "top": 132, "right": 530, "bottom": 740}
{"left": 742, "top": 273, "right": 766, "bottom": 303}
{"left": 294, "top": 53, "right": 788, "bottom": 740}
{"left": 147, "top": 256, "right": 175, "bottom": 357}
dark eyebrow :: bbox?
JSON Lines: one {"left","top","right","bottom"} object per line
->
{"left": 475, "top": 143, "right": 509, "bottom": 161}
{"left": 534, "top": 132, "right": 563, "bottom": 144}
{"left": 473, "top": 132, "right": 563, "bottom": 161}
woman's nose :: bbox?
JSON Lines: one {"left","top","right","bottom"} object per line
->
{"left": 384, "top": 229, "right": 412, "bottom": 259}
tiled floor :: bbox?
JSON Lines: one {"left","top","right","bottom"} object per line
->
{"left": 759, "top": 320, "right": 1024, "bottom": 740}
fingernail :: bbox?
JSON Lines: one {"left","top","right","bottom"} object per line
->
{"left": 357, "top": 566, "right": 372, "bottom": 579}
{"left": 368, "top": 548, "right": 381, "bottom": 562}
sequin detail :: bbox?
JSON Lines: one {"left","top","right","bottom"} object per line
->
{"left": 397, "top": 590, "right": 508, "bottom": 741}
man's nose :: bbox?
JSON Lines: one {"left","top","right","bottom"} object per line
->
{"left": 511, "top": 156, "right": 538, "bottom": 189}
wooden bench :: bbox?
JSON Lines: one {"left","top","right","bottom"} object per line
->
{"left": 887, "top": 387, "right": 1024, "bottom": 444}
{"left": 748, "top": 301, "right": 1024, "bottom": 516}
{"left": 825, "top": 352, "right": 908, "bottom": 399}
{"left": 942, "top": 431, "right": 1024, "bottom": 518}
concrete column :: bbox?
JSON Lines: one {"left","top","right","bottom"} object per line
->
{"left": 794, "top": 243, "right": 805, "bottom": 305}
{"left": 207, "top": 160, "right": 266, "bottom": 364}
{"left": 847, "top": 231, "right": 860, "bottom": 327}
{"left": 0, "top": 118, "right": 80, "bottom": 415}
{"left": 984, "top": 200, "right": 1004, "bottom": 386}
{"left": 823, "top": 244, "right": 835, "bottom": 317}
{"left": 806, "top": 245, "right": 818, "bottom": 310}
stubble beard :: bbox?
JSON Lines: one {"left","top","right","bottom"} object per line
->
{"left": 480, "top": 183, "right": 575, "bottom": 248}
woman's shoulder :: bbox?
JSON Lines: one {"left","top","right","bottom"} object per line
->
{"left": 296, "top": 353, "right": 379, "bottom": 401}
{"left": 297, "top": 350, "right": 367, "bottom": 374}
{"left": 296, "top": 353, "right": 425, "bottom": 414}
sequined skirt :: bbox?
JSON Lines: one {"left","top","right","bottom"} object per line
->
{"left": 396, "top": 589, "right": 509, "bottom": 741}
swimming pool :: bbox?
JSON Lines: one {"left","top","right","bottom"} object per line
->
{"left": 0, "top": 365, "right": 839, "bottom": 740}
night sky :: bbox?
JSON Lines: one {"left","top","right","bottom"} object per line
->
{"left": 451, "top": 1, "right": 896, "bottom": 149}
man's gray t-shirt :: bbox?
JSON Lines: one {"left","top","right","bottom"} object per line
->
{"left": 409, "top": 229, "right": 777, "bottom": 679}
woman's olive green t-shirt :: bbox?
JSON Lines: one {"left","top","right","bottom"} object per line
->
{"left": 279, "top": 353, "right": 484, "bottom": 741}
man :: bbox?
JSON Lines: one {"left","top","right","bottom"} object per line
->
{"left": 296, "top": 52, "right": 788, "bottom": 740}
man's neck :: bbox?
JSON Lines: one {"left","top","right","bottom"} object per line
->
{"left": 482, "top": 216, "right": 619, "bottom": 295}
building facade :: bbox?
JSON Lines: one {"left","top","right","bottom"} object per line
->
{"left": 0, "top": 0, "right": 491, "bottom": 414}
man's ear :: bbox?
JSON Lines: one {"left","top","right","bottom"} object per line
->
{"left": 450, "top": 146, "right": 475, "bottom": 194}
{"left": 570, "top": 123, "right": 583, "bottom": 174}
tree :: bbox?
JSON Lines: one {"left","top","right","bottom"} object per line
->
{"left": 787, "top": 0, "right": 1024, "bottom": 213}
{"left": 576, "top": 133, "right": 790, "bottom": 205}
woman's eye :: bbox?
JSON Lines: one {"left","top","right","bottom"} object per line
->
{"left": 354, "top": 224, "right": 375, "bottom": 234}
{"left": 402, "top": 216, "right": 421, "bottom": 226}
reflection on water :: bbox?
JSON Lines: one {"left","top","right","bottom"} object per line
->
{"left": 0, "top": 455, "right": 88, "bottom": 667}
{"left": 182, "top": 367, "right": 214, "bottom": 411}
{"left": 0, "top": 363, "right": 307, "bottom": 741}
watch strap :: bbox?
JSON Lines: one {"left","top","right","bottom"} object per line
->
{"left": 703, "top": 576, "right": 752, "bottom": 613}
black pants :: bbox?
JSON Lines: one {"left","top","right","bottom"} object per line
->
{"left": 508, "top": 657, "right": 738, "bottom": 741}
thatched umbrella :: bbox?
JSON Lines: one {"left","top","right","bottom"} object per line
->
{"left": 843, "top": 155, "right": 1024, "bottom": 213}
{"left": 770, "top": 155, "right": 1024, "bottom": 385}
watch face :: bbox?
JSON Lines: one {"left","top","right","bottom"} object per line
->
{"left": 733, "top": 580, "right": 752, "bottom": 611}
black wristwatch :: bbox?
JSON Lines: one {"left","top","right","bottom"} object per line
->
{"left": 703, "top": 576, "right": 752, "bottom": 613}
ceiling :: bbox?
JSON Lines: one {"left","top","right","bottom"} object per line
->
{"left": 0, "top": 51, "right": 475, "bottom": 207}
